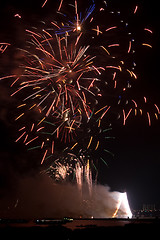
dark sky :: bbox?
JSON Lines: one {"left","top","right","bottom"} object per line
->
{"left": 0, "top": 0, "right": 160, "bottom": 213}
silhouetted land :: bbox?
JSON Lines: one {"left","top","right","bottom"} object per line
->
{"left": 0, "top": 218, "right": 160, "bottom": 238}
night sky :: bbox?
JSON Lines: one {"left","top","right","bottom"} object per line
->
{"left": 0, "top": 0, "right": 160, "bottom": 214}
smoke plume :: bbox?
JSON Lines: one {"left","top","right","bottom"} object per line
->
{"left": 0, "top": 174, "right": 132, "bottom": 219}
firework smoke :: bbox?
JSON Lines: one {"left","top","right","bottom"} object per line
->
{"left": 0, "top": 174, "right": 132, "bottom": 219}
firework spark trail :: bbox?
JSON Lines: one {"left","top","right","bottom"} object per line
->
{"left": 75, "top": 162, "right": 83, "bottom": 191}
{"left": 0, "top": 43, "right": 10, "bottom": 53}
{"left": 134, "top": 5, "right": 138, "bottom": 14}
{"left": 42, "top": 0, "right": 48, "bottom": 8}
{"left": 84, "top": 159, "right": 92, "bottom": 195}
{"left": 112, "top": 193, "right": 124, "bottom": 218}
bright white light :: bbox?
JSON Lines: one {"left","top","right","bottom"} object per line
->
{"left": 112, "top": 192, "right": 132, "bottom": 218}
{"left": 119, "top": 192, "right": 132, "bottom": 218}
{"left": 77, "top": 25, "right": 81, "bottom": 31}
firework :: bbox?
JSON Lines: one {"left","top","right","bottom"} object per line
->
{"left": 112, "top": 192, "right": 132, "bottom": 218}
{"left": 1, "top": 0, "right": 158, "bottom": 191}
